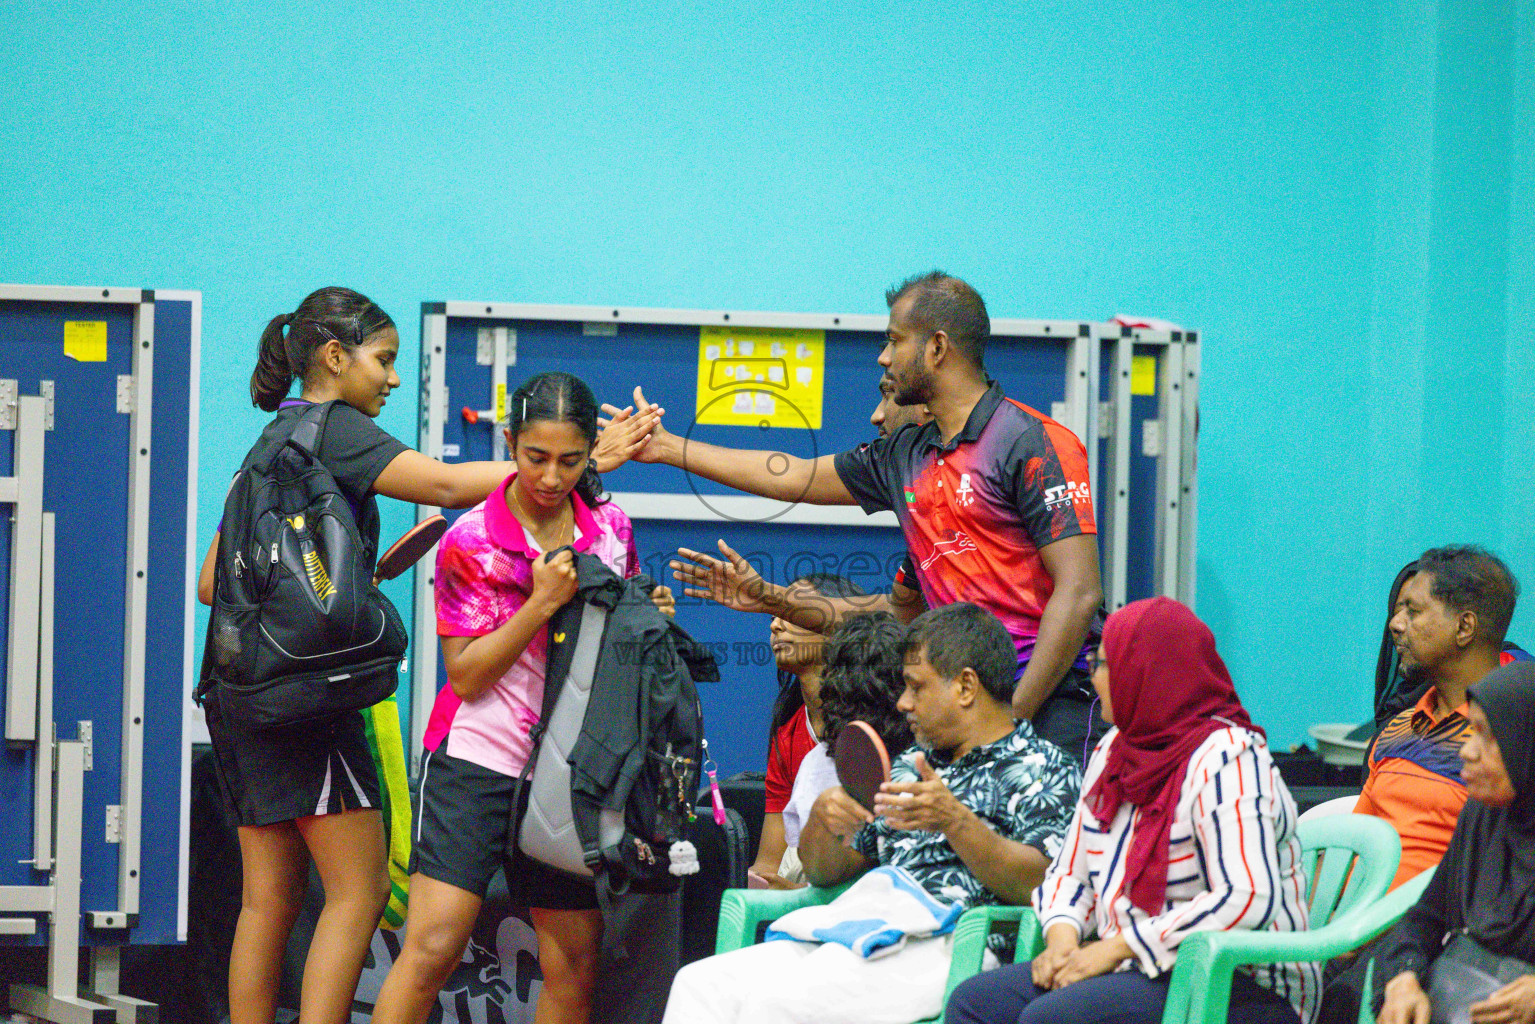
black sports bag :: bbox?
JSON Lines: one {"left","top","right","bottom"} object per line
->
{"left": 197, "top": 402, "right": 405, "bottom": 729}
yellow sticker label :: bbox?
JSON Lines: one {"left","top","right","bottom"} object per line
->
{"left": 1131, "top": 355, "right": 1158, "bottom": 396}
{"left": 63, "top": 321, "right": 108, "bottom": 362}
{"left": 695, "top": 326, "right": 824, "bottom": 429}
{"left": 494, "top": 382, "right": 507, "bottom": 424}
{"left": 554, "top": 633, "right": 566, "bottom": 643}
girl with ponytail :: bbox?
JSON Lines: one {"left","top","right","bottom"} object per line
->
{"left": 198, "top": 291, "right": 659, "bottom": 1024}
{"left": 373, "top": 370, "right": 675, "bottom": 1024}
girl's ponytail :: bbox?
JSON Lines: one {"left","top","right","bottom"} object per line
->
{"left": 247, "top": 288, "right": 395, "bottom": 411}
{"left": 250, "top": 313, "right": 296, "bottom": 411}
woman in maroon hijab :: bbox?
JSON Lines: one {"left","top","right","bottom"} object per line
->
{"left": 948, "top": 597, "right": 1321, "bottom": 1024}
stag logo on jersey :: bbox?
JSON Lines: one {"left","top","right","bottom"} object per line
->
{"left": 1043, "top": 481, "right": 1091, "bottom": 511}
{"left": 920, "top": 532, "right": 977, "bottom": 571}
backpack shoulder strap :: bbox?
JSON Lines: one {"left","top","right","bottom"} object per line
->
{"left": 287, "top": 401, "right": 332, "bottom": 457}
{"left": 255, "top": 401, "right": 334, "bottom": 472}
{"left": 519, "top": 549, "right": 605, "bottom": 776}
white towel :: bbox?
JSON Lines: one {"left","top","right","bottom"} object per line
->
{"left": 764, "top": 866, "right": 963, "bottom": 959}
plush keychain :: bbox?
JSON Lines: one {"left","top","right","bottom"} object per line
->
{"left": 668, "top": 841, "right": 700, "bottom": 876}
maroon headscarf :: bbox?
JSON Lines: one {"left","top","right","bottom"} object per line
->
{"left": 1085, "top": 596, "right": 1262, "bottom": 914}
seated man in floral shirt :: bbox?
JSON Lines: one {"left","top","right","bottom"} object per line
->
{"left": 662, "top": 603, "right": 1081, "bottom": 1024}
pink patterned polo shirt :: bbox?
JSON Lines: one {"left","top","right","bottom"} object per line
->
{"left": 425, "top": 472, "right": 637, "bottom": 777}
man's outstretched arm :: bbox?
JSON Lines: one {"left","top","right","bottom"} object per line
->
{"left": 671, "top": 539, "right": 900, "bottom": 634}
{"left": 624, "top": 387, "right": 858, "bottom": 506}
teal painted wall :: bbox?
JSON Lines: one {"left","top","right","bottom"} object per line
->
{"left": 2, "top": 0, "right": 1528, "bottom": 747}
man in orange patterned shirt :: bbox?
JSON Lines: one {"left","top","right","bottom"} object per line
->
{"left": 1353, "top": 545, "right": 1522, "bottom": 890}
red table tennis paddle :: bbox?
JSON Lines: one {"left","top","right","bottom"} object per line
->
{"left": 834, "top": 720, "right": 892, "bottom": 813}
{"left": 374, "top": 515, "right": 447, "bottom": 584}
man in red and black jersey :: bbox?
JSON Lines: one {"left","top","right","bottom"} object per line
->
{"left": 637, "top": 271, "right": 1105, "bottom": 759}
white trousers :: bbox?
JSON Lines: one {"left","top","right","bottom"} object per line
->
{"left": 661, "top": 933, "right": 953, "bottom": 1024}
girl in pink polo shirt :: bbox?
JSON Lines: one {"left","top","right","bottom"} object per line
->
{"left": 197, "top": 289, "right": 659, "bottom": 1024}
{"left": 374, "top": 371, "right": 671, "bottom": 1024}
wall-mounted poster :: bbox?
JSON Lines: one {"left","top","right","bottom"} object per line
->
{"left": 695, "top": 326, "right": 824, "bottom": 430}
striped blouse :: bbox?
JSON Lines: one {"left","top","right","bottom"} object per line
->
{"left": 1033, "top": 726, "right": 1322, "bottom": 1024}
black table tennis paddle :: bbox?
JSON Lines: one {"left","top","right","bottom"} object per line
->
{"left": 374, "top": 514, "right": 447, "bottom": 584}
{"left": 834, "top": 720, "right": 892, "bottom": 813}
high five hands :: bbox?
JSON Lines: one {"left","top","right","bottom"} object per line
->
{"left": 593, "top": 387, "right": 666, "bottom": 472}
{"left": 597, "top": 387, "right": 672, "bottom": 467}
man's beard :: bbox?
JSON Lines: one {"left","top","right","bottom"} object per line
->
{"left": 915, "top": 736, "right": 957, "bottom": 762}
{"left": 893, "top": 368, "right": 935, "bottom": 407}
{"left": 1399, "top": 654, "right": 1429, "bottom": 684}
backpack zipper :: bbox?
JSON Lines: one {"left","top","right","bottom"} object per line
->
{"left": 233, "top": 550, "right": 246, "bottom": 578}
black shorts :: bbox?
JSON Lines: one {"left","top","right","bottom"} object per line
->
{"left": 205, "top": 687, "right": 382, "bottom": 827}
{"left": 412, "top": 747, "right": 598, "bottom": 911}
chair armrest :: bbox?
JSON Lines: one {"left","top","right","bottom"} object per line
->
{"left": 1162, "top": 869, "right": 1435, "bottom": 1024}
{"left": 1301, "top": 814, "right": 1401, "bottom": 921}
{"left": 894, "top": 906, "right": 1040, "bottom": 1024}
{"left": 714, "top": 882, "right": 854, "bottom": 955}
{"left": 942, "top": 906, "right": 1037, "bottom": 1000}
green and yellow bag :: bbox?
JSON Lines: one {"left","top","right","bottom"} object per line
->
{"left": 362, "top": 695, "right": 412, "bottom": 929}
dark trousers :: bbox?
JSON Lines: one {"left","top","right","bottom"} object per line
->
{"left": 1315, "top": 946, "right": 1379, "bottom": 1024}
{"left": 946, "top": 962, "right": 1302, "bottom": 1024}
{"left": 1032, "top": 690, "right": 1109, "bottom": 772}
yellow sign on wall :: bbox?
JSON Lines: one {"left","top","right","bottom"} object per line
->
{"left": 63, "top": 321, "right": 108, "bottom": 362}
{"left": 695, "top": 326, "right": 824, "bottom": 429}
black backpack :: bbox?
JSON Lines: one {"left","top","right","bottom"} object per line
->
{"left": 198, "top": 402, "right": 406, "bottom": 729}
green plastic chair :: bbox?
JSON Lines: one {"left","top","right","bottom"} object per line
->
{"left": 713, "top": 814, "right": 1404, "bottom": 1024}
{"left": 999, "top": 814, "right": 1405, "bottom": 1024}
{"left": 1159, "top": 815, "right": 1405, "bottom": 1024}
{"left": 1349, "top": 869, "right": 1435, "bottom": 1024}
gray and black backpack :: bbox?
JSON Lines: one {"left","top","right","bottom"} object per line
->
{"left": 515, "top": 551, "right": 719, "bottom": 899}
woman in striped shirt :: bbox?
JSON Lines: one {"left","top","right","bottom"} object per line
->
{"left": 948, "top": 596, "right": 1320, "bottom": 1024}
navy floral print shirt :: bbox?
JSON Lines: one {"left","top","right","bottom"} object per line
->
{"left": 852, "top": 720, "right": 1081, "bottom": 906}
